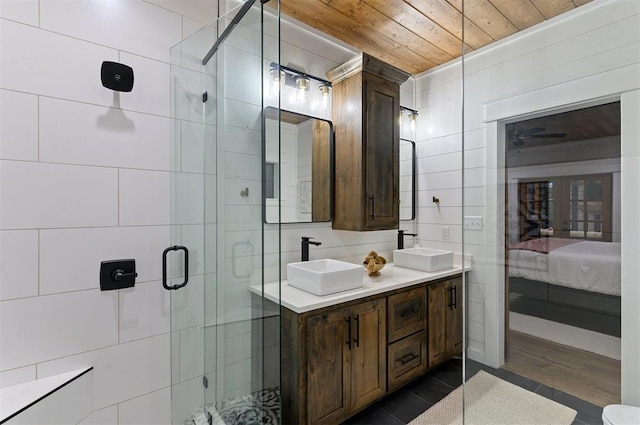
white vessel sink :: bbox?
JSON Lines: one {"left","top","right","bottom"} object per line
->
{"left": 287, "top": 259, "right": 363, "bottom": 296}
{"left": 393, "top": 248, "right": 454, "bottom": 272}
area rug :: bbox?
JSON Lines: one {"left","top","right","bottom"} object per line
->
{"left": 408, "top": 370, "right": 576, "bottom": 425}
{"left": 510, "top": 312, "right": 621, "bottom": 360}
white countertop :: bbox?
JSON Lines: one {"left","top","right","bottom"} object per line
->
{"left": 251, "top": 263, "right": 467, "bottom": 314}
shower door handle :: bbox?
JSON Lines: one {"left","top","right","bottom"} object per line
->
{"left": 162, "top": 245, "right": 189, "bottom": 290}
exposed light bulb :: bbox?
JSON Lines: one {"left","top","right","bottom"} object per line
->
{"left": 409, "top": 112, "right": 417, "bottom": 132}
{"left": 269, "top": 67, "right": 284, "bottom": 96}
{"left": 319, "top": 84, "right": 331, "bottom": 110}
{"left": 296, "top": 76, "right": 310, "bottom": 103}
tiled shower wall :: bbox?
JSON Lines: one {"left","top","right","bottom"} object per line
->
{"left": 1, "top": 1, "right": 421, "bottom": 423}
{"left": 0, "top": 1, "right": 216, "bottom": 423}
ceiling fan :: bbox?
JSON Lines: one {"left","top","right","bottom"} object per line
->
{"left": 509, "top": 127, "right": 567, "bottom": 146}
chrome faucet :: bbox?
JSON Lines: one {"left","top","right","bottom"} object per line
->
{"left": 397, "top": 230, "right": 417, "bottom": 250}
{"left": 301, "top": 236, "right": 321, "bottom": 261}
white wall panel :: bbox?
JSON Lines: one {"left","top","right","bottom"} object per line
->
{"left": 118, "top": 386, "right": 171, "bottom": 425}
{"left": 40, "top": 0, "right": 182, "bottom": 63}
{"left": 40, "top": 226, "right": 170, "bottom": 294}
{"left": 145, "top": 0, "right": 217, "bottom": 25}
{"left": 0, "top": 230, "right": 38, "bottom": 301}
{"left": 37, "top": 334, "right": 170, "bottom": 411}
{"left": 0, "top": 290, "right": 118, "bottom": 370}
{"left": 78, "top": 406, "right": 118, "bottom": 425}
{"left": 0, "top": 19, "right": 117, "bottom": 106}
{"left": 118, "top": 52, "right": 171, "bottom": 117}
{"left": 0, "top": 161, "right": 118, "bottom": 229}
{"left": 119, "top": 281, "right": 170, "bottom": 343}
{"left": 39, "top": 97, "right": 171, "bottom": 171}
{"left": 119, "top": 169, "right": 171, "bottom": 226}
{"left": 0, "top": 0, "right": 39, "bottom": 26}
{"left": 0, "top": 366, "right": 35, "bottom": 390}
{"left": 0, "top": 89, "right": 38, "bottom": 161}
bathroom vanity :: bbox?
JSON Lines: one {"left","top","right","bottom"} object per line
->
{"left": 256, "top": 263, "right": 466, "bottom": 425}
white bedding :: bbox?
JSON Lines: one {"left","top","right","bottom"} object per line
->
{"left": 509, "top": 240, "right": 621, "bottom": 296}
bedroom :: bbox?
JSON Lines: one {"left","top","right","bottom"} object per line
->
{"left": 504, "top": 101, "right": 622, "bottom": 406}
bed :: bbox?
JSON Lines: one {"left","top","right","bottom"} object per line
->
{"left": 508, "top": 237, "right": 621, "bottom": 336}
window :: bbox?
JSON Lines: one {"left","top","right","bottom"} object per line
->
{"left": 517, "top": 174, "right": 612, "bottom": 241}
{"left": 562, "top": 175, "right": 612, "bottom": 241}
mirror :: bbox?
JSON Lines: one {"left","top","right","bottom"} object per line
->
{"left": 399, "top": 139, "right": 416, "bottom": 220}
{"left": 263, "top": 106, "right": 333, "bottom": 223}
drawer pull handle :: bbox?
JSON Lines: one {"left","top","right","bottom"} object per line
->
{"left": 400, "top": 308, "right": 418, "bottom": 318}
{"left": 397, "top": 353, "right": 419, "bottom": 365}
{"left": 369, "top": 195, "right": 375, "bottom": 220}
{"left": 346, "top": 317, "right": 352, "bottom": 350}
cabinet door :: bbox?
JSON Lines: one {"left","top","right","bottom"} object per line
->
{"left": 427, "top": 281, "right": 448, "bottom": 368}
{"left": 350, "top": 298, "right": 387, "bottom": 413}
{"left": 306, "top": 309, "right": 351, "bottom": 425}
{"left": 364, "top": 72, "right": 400, "bottom": 230}
{"left": 446, "top": 277, "right": 463, "bottom": 355}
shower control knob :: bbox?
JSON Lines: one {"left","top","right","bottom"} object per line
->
{"left": 112, "top": 269, "right": 138, "bottom": 281}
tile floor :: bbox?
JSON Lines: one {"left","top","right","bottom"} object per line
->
{"left": 342, "top": 358, "right": 604, "bottom": 425}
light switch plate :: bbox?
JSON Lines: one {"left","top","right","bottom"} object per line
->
{"left": 464, "top": 216, "right": 483, "bottom": 231}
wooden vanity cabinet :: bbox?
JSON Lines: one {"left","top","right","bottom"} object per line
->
{"left": 330, "top": 54, "right": 411, "bottom": 231}
{"left": 283, "top": 298, "right": 386, "bottom": 425}
{"left": 427, "top": 276, "right": 463, "bottom": 368}
{"left": 281, "top": 274, "right": 464, "bottom": 424}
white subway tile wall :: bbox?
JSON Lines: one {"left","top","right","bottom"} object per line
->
{"left": 0, "top": 1, "right": 215, "bottom": 423}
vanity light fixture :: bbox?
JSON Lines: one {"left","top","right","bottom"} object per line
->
{"left": 268, "top": 62, "right": 332, "bottom": 105}
{"left": 400, "top": 106, "right": 419, "bottom": 132}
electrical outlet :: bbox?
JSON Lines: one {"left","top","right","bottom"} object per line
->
{"left": 442, "top": 226, "right": 450, "bottom": 240}
{"left": 464, "top": 216, "right": 483, "bottom": 231}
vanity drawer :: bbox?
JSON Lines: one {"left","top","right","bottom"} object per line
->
{"left": 387, "top": 286, "right": 426, "bottom": 343}
{"left": 388, "top": 330, "right": 427, "bottom": 391}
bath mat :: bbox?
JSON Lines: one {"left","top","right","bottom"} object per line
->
{"left": 510, "top": 312, "right": 621, "bottom": 360}
{"left": 408, "top": 370, "right": 577, "bottom": 425}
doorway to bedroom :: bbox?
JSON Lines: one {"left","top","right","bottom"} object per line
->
{"left": 503, "top": 101, "right": 621, "bottom": 408}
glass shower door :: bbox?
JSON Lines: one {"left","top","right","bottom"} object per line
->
{"left": 168, "top": 1, "right": 281, "bottom": 424}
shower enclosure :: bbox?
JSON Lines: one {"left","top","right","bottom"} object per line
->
{"left": 168, "top": 1, "right": 281, "bottom": 423}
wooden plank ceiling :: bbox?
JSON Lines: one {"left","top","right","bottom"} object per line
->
{"left": 277, "top": 0, "right": 594, "bottom": 75}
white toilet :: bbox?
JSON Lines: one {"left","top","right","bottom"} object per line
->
{"left": 602, "top": 404, "right": 640, "bottom": 425}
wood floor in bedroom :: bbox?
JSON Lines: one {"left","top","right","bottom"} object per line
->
{"left": 503, "top": 330, "right": 621, "bottom": 408}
